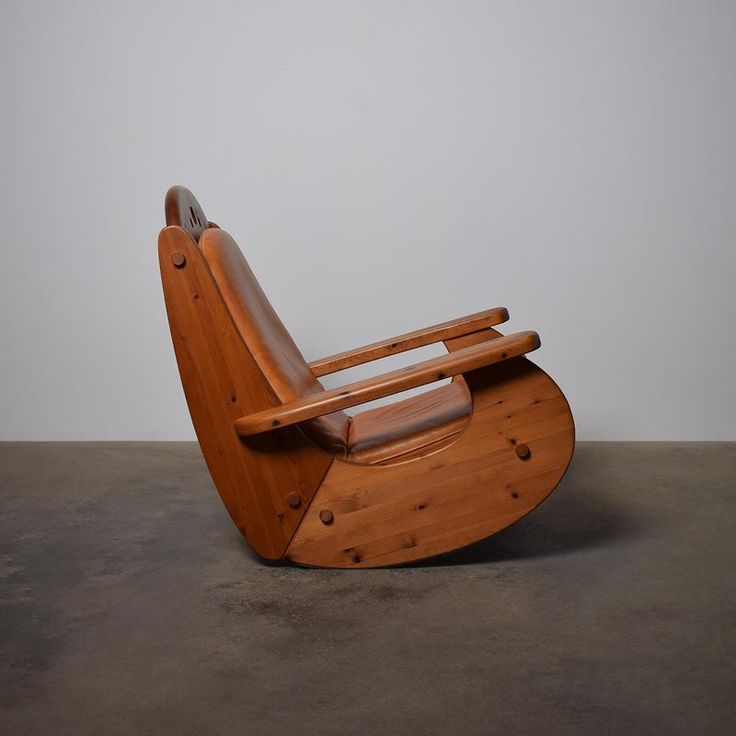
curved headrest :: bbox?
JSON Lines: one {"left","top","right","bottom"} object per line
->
{"left": 165, "top": 185, "right": 211, "bottom": 242}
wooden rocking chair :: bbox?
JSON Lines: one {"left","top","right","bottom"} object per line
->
{"left": 159, "top": 186, "right": 575, "bottom": 567}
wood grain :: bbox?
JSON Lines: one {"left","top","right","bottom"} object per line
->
{"left": 286, "top": 355, "right": 575, "bottom": 567}
{"left": 158, "top": 225, "right": 332, "bottom": 559}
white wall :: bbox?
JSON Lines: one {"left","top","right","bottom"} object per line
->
{"left": 1, "top": 0, "right": 734, "bottom": 440}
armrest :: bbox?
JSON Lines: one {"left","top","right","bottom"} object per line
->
{"left": 236, "top": 330, "right": 539, "bottom": 436}
{"left": 308, "top": 306, "right": 509, "bottom": 377}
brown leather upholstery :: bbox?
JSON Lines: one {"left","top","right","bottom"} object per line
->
{"left": 186, "top": 212, "right": 471, "bottom": 464}
{"left": 200, "top": 229, "right": 350, "bottom": 457}
{"left": 347, "top": 381, "right": 472, "bottom": 465}
{"left": 200, "top": 228, "right": 472, "bottom": 462}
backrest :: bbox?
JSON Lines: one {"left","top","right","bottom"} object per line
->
{"left": 201, "top": 229, "right": 323, "bottom": 405}
{"left": 163, "top": 186, "right": 349, "bottom": 457}
{"left": 200, "top": 229, "right": 350, "bottom": 456}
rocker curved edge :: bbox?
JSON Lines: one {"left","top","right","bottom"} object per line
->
{"left": 284, "top": 354, "right": 575, "bottom": 568}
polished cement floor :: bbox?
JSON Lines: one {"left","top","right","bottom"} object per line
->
{"left": 1, "top": 442, "right": 734, "bottom": 735}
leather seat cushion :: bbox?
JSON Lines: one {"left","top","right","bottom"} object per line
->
{"left": 300, "top": 411, "right": 351, "bottom": 458}
{"left": 347, "top": 381, "right": 472, "bottom": 465}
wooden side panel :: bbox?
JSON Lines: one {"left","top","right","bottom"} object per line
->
{"left": 158, "top": 226, "right": 332, "bottom": 559}
{"left": 286, "top": 356, "right": 574, "bottom": 567}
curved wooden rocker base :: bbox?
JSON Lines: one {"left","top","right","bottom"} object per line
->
{"left": 287, "top": 354, "right": 574, "bottom": 568}
{"left": 159, "top": 186, "right": 575, "bottom": 569}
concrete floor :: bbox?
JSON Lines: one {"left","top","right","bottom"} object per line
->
{"left": 0, "top": 442, "right": 734, "bottom": 735}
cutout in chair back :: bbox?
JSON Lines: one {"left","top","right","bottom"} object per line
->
{"left": 200, "top": 228, "right": 350, "bottom": 456}
{"left": 165, "top": 185, "right": 211, "bottom": 242}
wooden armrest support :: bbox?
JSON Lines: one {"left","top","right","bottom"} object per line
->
{"left": 308, "top": 306, "right": 509, "bottom": 377}
{"left": 236, "top": 330, "right": 539, "bottom": 436}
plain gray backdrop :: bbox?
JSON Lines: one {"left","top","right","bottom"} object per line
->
{"left": 1, "top": 0, "right": 734, "bottom": 440}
